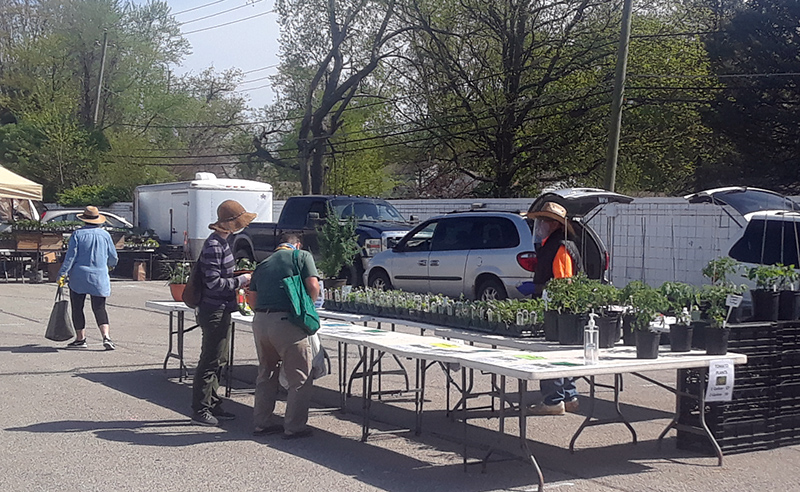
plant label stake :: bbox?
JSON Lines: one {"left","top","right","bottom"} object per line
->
{"left": 724, "top": 294, "right": 743, "bottom": 328}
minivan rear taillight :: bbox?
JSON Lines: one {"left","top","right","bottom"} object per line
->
{"left": 604, "top": 251, "right": 610, "bottom": 271}
{"left": 517, "top": 252, "right": 537, "bottom": 272}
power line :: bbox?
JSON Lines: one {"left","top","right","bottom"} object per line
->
{"left": 182, "top": 9, "right": 275, "bottom": 35}
{"left": 173, "top": 0, "right": 229, "bottom": 16}
{"left": 112, "top": 82, "right": 613, "bottom": 155}
{"left": 241, "top": 82, "right": 273, "bottom": 92}
{"left": 243, "top": 63, "right": 279, "bottom": 75}
{"left": 109, "top": 86, "right": 614, "bottom": 161}
{"left": 179, "top": 0, "right": 265, "bottom": 26}
{"left": 630, "top": 72, "right": 800, "bottom": 79}
{"left": 630, "top": 30, "right": 720, "bottom": 39}
{"left": 240, "top": 73, "right": 273, "bottom": 85}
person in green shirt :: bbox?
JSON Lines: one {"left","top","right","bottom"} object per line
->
{"left": 249, "top": 233, "right": 320, "bottom": 439}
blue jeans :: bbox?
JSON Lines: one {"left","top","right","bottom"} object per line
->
{"left": 540, "top": 378, "right": 577, "bottom": 405}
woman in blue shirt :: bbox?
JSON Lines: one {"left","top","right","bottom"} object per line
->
{"left": 58, "top": 206, "right": 118, "bottom": 350}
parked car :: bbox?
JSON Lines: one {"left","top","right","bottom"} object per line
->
{"left": 685, "top": 186, "right": 800, "bottom": 218}
{"left": 686, "top": 187, "right": 800, "bottom": 268}
{"left": 233, "top": 195, "right": 415, "bottom": 286}
{"left": 365, "top": 211, "right": 536, "bottom": 300}
{"left": 40, "top": 209, "right": 134, "bottom": 229}
{"left": 365, "top": 188, "right": 632, "bottom": 301}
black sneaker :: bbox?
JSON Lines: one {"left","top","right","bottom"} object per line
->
{"left": 210, "top": 407, "right": 235, "bottom": 420}
{"left": 102, "top": 337, "right": 115, "bottom": 351}
{"left": 66, "top": 339, "right": 88, "bottom": 349}
{"left": 191, "top": 410, "right": 219, "bottom": 427}
{"left": 282, "top": 428, "right": 313, "bottom": 440}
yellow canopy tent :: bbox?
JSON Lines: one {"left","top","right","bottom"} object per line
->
{"left": 0, "top": 166, "right": 43, "bottom": 222}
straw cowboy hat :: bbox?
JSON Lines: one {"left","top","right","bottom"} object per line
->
{"left": 525, "top": 201, "right": 568, "bottom": 223}
{"left": 77, "top": 205, "right": 107, "bottom": 224}
{"left": 208, "top": 200, "right": 257, "bottom": 233}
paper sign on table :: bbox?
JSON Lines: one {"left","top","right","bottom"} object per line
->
{"left": 705, "top": 359, "right": 735, "bottom": 402}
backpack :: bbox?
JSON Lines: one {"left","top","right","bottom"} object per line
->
{"left": 182, "top": 260, "right": 204, "bottom": 309}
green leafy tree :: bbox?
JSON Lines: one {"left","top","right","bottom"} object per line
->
{"left": 257, "top": 0, "right": 407, "bottom": 194}
{"left": 702, "top": 0, "right": 800, "bottom": 192}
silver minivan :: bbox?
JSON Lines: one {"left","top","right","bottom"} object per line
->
{"left": 365, "top": 188, "right": 633, "bottom": 300}
{"left": 365, "top": 211, "right": 537, "bottom": 300}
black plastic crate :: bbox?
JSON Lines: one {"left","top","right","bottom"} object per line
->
{"left": 776, "top": 381, "right": 800, "bottom": 400}
{"left": 774, "top": 413, "right": 800, "bottom": 447}
{"left": 677, "top": 429, "right": 776, "bottom": 455}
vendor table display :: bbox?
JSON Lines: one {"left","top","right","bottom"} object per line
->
{"left": 148, "top": 299, "right": 750, "bottom": 492}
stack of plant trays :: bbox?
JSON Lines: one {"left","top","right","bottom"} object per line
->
{"left": 775, "top": 321, "right": 800, "bottom": 447}
{"left": 676, "top": 322, "right": 779, "bottom": 454}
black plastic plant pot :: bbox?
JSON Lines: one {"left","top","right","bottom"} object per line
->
{"left": 751, "top": 289, "right": 780, "bottom": 321}
{"left": 557, "top": 312, "right": 586, "bottom": 345}
{"left": 621, "top": 315, "right": 636, "bottom": 346}
{"left": 597, "top": 315, "right": 620, "bottom": 348}
{"left": 635, "top": 330, "right": 661, "bottom": 359}
{"left": 705, "top": 327, "right": 730, "bottom": 356}
{"left": 669, "top": 324, "right": 693, "bottom": 352}
{"left": 778, "top": 290, "right": 800, "bottom": 321}
{"left": 691, "top": 320, "right": 709, "bottom": 350}
{"left": 543, "top": 310, "right": 559, "bottom": 341}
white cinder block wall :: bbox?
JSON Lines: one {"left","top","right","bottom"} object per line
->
{"left": 583, "top": 200, "right": 745, "bottom": 287}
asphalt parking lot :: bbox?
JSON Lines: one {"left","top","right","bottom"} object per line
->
{"left": 1, "top": 279, "right": 798, "bottom": 492}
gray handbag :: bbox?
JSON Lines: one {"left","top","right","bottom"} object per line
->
{"left": 45, "top": 286, "right": 76, "bottom": 342}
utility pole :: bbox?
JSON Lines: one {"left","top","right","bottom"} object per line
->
{"left": 603, "top": 0, "right": 634, "bottom": 192}
{"left": 93, "top": 29, "right": 109, "bottom": 126}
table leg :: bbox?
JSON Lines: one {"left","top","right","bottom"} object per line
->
{"left": 360, "top": 348, "right": 374, "bottom": 442}
{"left": 338, "top": 341, "right": 347, "bottom": 411}
{"left": 347, "top": 347, "right": 365, "bottom": 397}
{"left": 643, "top": 369, "right": 724, "bottom": 466}
{"left": 177, "top": 312, "right": 187, "bottom": 381}
{"left": 462, "top": 366, "right": 468, "bottom": 470}
{"left": 614, "top": 374, "right": 637, "bottom": 442}
{"left": 569, "top": 374, "right": 637, "bottom": 452}
{"left": 449, "top": 367, "right": 475, "bottom": 420}
{"left": 499, "top": 375, "right": 506, "bottom": 434}
{"left": 163, "top": 311, "right": 174, "bottom": 370}
{"left": 415, "top": 358, "right": 427, "bottom": 435}
{"left": 518, "top": 379, "right": 545, "bottom": 492}
{"left": 225, "top": 321, "right": 235, "bottom": 398}
{"left": 696, "top": 367, "right": 724, "bottom": 466}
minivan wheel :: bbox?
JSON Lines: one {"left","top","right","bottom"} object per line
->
{"left": 477, "top": 278, "right": 507, "bottom": 301}
{"left": 369, "top": 270, "right": 392, "bottom": 291}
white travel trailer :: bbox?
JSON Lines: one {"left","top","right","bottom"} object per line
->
{"left": 134, "top": 173, "right": 273, "bottom": 259}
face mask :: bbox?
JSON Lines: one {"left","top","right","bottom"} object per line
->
{"left": 534, "top": 220, "right": 553, "bottom": 243}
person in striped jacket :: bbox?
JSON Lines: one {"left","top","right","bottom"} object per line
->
{"left": 191, "top": 200, "right": 256, "bottom": 426}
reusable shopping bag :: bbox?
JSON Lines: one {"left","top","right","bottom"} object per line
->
{"left": 279, "top": 333, "right": 329, "bottom": 388}
{"left": 281, "top": 249, "right": 321, "bottom": 335}
{"left": 45, "top": 286, "right": 75, "bottom": 342}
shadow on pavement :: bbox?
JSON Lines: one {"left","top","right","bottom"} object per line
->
{"left": 0, "top": 344, "right": 60, "bottom": 353}
{"left": 5, "top": 367, "right": 716, "bottom": 491}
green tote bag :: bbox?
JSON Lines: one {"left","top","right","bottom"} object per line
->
{"left": 281, "top": 249, "right": 321, "bottom": 335}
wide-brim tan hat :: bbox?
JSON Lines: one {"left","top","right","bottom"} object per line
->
{"left": 77, "top": 205, "right": 106, "bottom": 224}
{"left": 525, "top": 201, "right": 568, "bottom": 222}
{"left": 209, "top": 200, "right": 257, "bottom": 233}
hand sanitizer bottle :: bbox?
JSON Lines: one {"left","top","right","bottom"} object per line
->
{"left": 584, "top": 312, "right": 599, "bottom": 365}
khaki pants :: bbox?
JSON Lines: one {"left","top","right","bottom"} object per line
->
{"left": 252, "top": 311, "right": 313, "bottom": 433}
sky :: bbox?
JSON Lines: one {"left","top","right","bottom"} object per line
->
{"left": 160, "top": 0, "right": 281, "bottom": 109}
